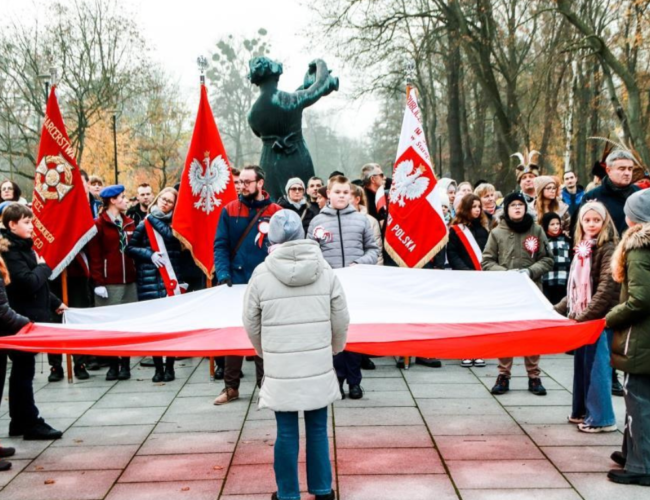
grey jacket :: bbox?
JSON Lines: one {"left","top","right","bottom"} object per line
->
{"left": 307, "top": 204, "right": 379, "bottom": 268}
{"left": 243, "top": 240, "right": 350, "bottom": 412}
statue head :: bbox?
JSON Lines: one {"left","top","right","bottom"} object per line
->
{"left": 248, "top": 57, "right": 283, "bottom": 86}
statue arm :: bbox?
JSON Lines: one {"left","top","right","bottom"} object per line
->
{"left": 289, "top": 59, "right": 337, "bottom": 110}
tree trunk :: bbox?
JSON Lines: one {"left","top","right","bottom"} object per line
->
{"left": 444, "top": 25, "right": 464, "bottom": 181}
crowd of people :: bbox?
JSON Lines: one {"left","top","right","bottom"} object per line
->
{"left": 0, "top": 147, "right": 648, "bottom": 496}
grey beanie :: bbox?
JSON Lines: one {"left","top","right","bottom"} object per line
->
{"left": 268, "top": 209, "right": 305, "bottom": 245}
{"left": 624, "top": 189, "right": 650, "bottom": 224}
{"left": 285, "top": 177, "right": 305, "bottom": 195}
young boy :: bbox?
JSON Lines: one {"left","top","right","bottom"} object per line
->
{"left": 308, "top": 175, "right": 378, "bottom": 400}
{"left": 482, "top": 192, "right": 554, "bottom": 396}
{"left": 541, "top": 212, "right": 571, "bottom": 305}
{"left": 1, "top": 203, "right": 65, "bottom": 440}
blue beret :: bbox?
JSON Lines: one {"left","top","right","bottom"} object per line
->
{"left": 0, "top": 201, "right": 12, "bottom": 215}
{"left": 99, "top": 184, "right": 125, "bottom": 199}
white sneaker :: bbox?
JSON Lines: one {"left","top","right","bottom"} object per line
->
{"left": 461, "top": 359, "right": 473, "bottom": 368}
{"left": 578, "top": 423, "right": 617, "bottom": 433}
{"left": 473, "top": 359, "right": 486, "bottom": 367}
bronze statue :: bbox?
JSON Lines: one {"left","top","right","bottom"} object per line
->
{"left": 247, "top": 57, "right": 339, "bottom": 199}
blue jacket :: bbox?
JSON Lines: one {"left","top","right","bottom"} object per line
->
{"left": 213, "top": 193, "right": 282, "bottom": 285}
{"left": 561, "top": 186, "right": 585, "bottom": 217}
{"left": 578, "top": 176, "right": 640, "bottom": 237}
{"left": 126, "top": 216, "right": 184, "bottom": 301}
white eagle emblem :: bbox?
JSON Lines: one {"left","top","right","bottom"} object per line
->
{"left": 390, "top": 159, "right": 430, "bottom": 207}
{"left": 189, "top": 154, "right": 230, "bottom": 214}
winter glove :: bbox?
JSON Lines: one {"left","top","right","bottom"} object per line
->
{"left": 151, "top": 252, "right": 164, "bottom": 268}
{"left": 94, "top": 286, "right": 109, "bottom": 299}
{"left": 218, "top": 278, "right": 233, "bottom": 287}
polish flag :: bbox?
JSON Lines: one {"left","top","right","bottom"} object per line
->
{"left": 384, "top": 87, "right": 447, "bottom": 268}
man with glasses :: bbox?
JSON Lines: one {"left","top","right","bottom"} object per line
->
{"left": 361, "top": 163, "right": 387, "bottom": 224}
{"left": 278, "top": 178, "right": 316, "bottom": 233}
{"left": 213, "top": 165, "right": 282, "bottom": 405}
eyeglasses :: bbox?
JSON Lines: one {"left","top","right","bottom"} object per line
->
{"left": 241, "top": 179, "right": 258, "bottom": 186}
{"left": 159, "top": 197, "right": 175, "bottom": 205}
{"left": 289, "top": 187, "right": 305, "bottom": 192}
{"left": 510, "top": 203, "right": 525, "bottom": 209}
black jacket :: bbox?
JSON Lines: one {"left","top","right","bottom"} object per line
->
{"left": 447, "top": 222, "right": 489, "bottom": 271}
{"left": 0, "top": 273, "right": 29, "bottom": 335}
{"left": 277, "top": 197, "right": 316, "bottom": 234}
{"left": 578, "top": 176, "right": 640, "bottom": 237}
{"left": 1, "top": 230, "right": 62, "bottom": 322}
{"left": 126, "top": 215, "right": 184, "bottom": 301}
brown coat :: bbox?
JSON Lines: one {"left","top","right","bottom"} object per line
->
{"left": 555, "top": 241, "right": 620, "bottom": 322}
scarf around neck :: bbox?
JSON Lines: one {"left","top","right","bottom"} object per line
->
{"left": 504, "top": 212, "right": 534, "bottom": 233}
{"left": 567, "top": 239, "right": 595, "bottom": 317}
{"left": 150, "top": 206, "right": 173, "bottom": 221}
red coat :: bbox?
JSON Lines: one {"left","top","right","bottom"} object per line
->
{"left": 87, "top": 212, "right": 137, "bottom": 286}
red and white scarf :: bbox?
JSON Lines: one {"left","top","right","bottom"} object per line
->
{"left": 451, "top": 224, "right": 482, "bottom": 271}
{"left": 144, "top": 218, "right": 185, "bottom": 297}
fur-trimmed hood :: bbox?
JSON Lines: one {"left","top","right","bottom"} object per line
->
{"left": 611, "top": 222, "right": 650, "bottom": 283}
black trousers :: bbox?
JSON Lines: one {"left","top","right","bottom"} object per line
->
{"left": 224, "top": 356, "right": 263, "bottom": 390}
{"left": 0, "top": 351, "right": 40, "bottom": 428}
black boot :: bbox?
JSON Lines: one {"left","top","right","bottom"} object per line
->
{"left": 152, "top": 367, "right": 164, "bottom": 383}
{"left": 118, "top": 358, "right": 131, "bottom": 380}
{"left": 348, "top": 384, "right": 364, "bottom": 400}
{"left": 48, "top": 366, "right": 64, "bottom": 382}
{"left": 106, "top": 360, "right": 119, "bottom": 381}
{"left": 612, "top": 371, "right": 624, "bottom": 397}
{"left": 164, "top": 357, "right": 175, "bottom": 382}
{"left": 74, "top": 364, "right": 90, "bottom": 380}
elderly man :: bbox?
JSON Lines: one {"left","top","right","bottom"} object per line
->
{"left": 361, "top": 163, "right": 387, "bottom": 223}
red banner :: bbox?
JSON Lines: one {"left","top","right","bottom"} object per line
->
{"left": 384, "top": 87, "right": 447, "bottom": 268}
{"left": 172, "top": 84, "right": 236, "bottom": 278}
{"left": 32, "top": 86, "right": 97, "bottom": 279}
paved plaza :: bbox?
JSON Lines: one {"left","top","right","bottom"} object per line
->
{"left": 0, "top": 355, "right": 646, "bottom": 500}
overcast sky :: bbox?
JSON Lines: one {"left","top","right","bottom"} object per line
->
{"left": 1, "top": 0, "right": 378, "bottom": 138}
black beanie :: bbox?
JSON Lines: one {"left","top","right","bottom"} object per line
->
{"left": 541, "top": 211, "right": 561, "bottom": 233}
{"left": 503, "top": 191, "right": 527, "bottom": 211}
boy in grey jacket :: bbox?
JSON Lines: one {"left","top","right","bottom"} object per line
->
{"left": 308, "top": 175, "right": 378, "bottom": 399}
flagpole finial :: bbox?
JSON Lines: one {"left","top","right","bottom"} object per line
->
{"left": 50, "top": 67, "right": 58, "bottom": 86}
{"left": 197, "top": 56, "right": 208, "bottom": 85}
{"left": 404, "top": 59, "right": 415, "bottom": 88}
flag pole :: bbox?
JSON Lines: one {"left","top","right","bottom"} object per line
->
{"left": 196, "top": 55, "right": 216, "bottom": 381}
{"left": 401, "top": 59, "right": 416, "bottom": 371}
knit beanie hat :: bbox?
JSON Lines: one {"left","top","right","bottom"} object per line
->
{"left": 268, "top": 210, "right": 305, "bottom": 245}
{"left": 624, "top": 189, "right": 650, "bottom": 224}
{"left": 503, "top": 191, "right": 527, "bottom": 212}
{"left": 541, "top": 211, "right": 561, "bottom": 234}
{"left": 285, "top": 177, "right": 305, "bottom": 195}
{"left": 534, "top": 175, "right": 556, "bottom": 197}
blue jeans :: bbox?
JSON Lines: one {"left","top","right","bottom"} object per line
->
{"left": 274, "top": 407, "right": 331, "bottom": 500}
{"left": 571, "top": 328, "right": 616, "bottom": 427}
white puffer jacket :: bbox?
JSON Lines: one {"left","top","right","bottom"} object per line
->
{"left": 242, "top": 239, "right": 349, "bottom": 412}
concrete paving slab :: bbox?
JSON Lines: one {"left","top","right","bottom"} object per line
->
{"left": 222, "top": 464, "right": 307, "bottom": 495}
{"left": 232, "top": 439, "right": 334, "bottom": 465}
{"left": 506, "top": 406, "right": 575, "bottom": 425}
{"left": 30, "top": 401, "right": 95, "bottom": 419}
{"left": 105, "top": 480, "right": 222, "bottom": 500}
{"left": 0, "top": 460, "right": 30, "bottom": 488}
{"left": 565, "top": 472, "right": 650, "bottom": 500}
{"left": 410, "top": 383, "right": 492, "bottom": 399}
{"left": 498, "top": 390, "right": 573, "bottom": 407}
{"left": 337, "top": 447, "right": 444, "bottom": 475}
{"left": 334, "top": 425, "right": 433, "bottom": 449}
{"left": 424, "top": 415, "right": 524, "bottom": 436}
{"left": 34, "top": 386, "right": 111, "bottom": 403}
{"left": 523, "top": 424, "right": 623, "bottom": 446}
{"left": 28, "top": 445, "right": 138, "bottom": 471}
{"left": 0, "top": 438, "right": 52, "bottom": 460}
{"left": 542, "top": 446, "right": 622, "bottom": 472}
{"left": 402, "top": 369, "right": 480, "bottom": 384}
{"left": 93, "top": 391, "right": 177, "bottom": 409}
{"left": 334, "top": 407, "right": 423, "bottom": 426}
{"left": 0, "top": 470, "right": 121, "bottom": 500}
{"left": 138, "top": 431, "right": 239, "bottom": 455}
{"left": 459, "top": 489, "right": 582, "bottom": 500}
{"left": 51, "top": 424, "right": 154, "bottom": 447}
{"left": 106, "top": 380, "right": 179, "bottom": 394}
{"left": 447, "top": 459, "right": 570, "bottom": 489}
{"left": 338, "top": 474, "right": 458, "bottom": 500}
{"left": 416, "top": 397, "right": 507, "bottom": 416}
{"left": 74, "top": 407, "right": 166, "bottom": 427}
{"left": 436, "top": 435, "right": 544, "bottom": 460}
{"left": 333, "top": 390, "right": 415, "bottom": 408}
{"left": 354, "top": 377, "right": 409, "bottom": 392}
{"left": 118, "top": 453, "right": 230, "bottom": 482}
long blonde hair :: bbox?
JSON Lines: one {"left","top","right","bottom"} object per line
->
{"left": 574, "top": 201, "right": 619, "bottom": 248}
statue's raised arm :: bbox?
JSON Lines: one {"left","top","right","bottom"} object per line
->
{"left": 247, "top": 57, "right": 339, "bottom": 200}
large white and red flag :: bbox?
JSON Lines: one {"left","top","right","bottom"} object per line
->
{"left": 32, "top": 86, "right": 97, "bottom": 279}
{"left": 172, "top": 84, "right": 236, "bottom": 278}
{"left": 384, "top": 86, "right": 447, "bottom": 268}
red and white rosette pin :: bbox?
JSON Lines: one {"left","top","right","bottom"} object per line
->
{"left": 255, "top": 220, "right": 270, "bottom": 248}
{"left": 574, "top": 240, "right": 593, "bottom": 264}
{"left": 312, "top": 225, "right": 332, "bottom": 243}
{"left": 523, "top": 236, "right": 539, "bottom": 258}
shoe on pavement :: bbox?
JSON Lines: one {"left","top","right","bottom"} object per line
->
{"left": 117, "top": 361, "right": 131, "bottom": 381}
{"left": 361, "top": 357, "right": 376, "bottom": 370}
{"left": 48, "top": 366, "right": 64, "bottom": 382}
{"left": 348, "top": 384, "right": 364, "bottom": 400}
{"left": 578, "top": 423, "right": 617, "bottom": 433}
{"left": 461, "top": 359, "right": 473, "bottom": 368}
{"left": 416, "top": 358, "right": 442, "bottom": 368}
{"left": 473, "top": 359, "right": 486, "bottom": 367}
{"left": 23, "top": 420, "right": 63, "bottom": 440}
{"left": 612, "top": 378, "right": 624, "bottom": 397}
{"left": 0, "top": 447, "right": 15, "bottom": 458}
{"left": 528, "top": 377, "right": 547, "bottom": 396}
{"left": 0, "top": 460, "right": 11, "bottom": 471}
{"left": 214, "top": 388, "right": 239, "bottom": 405}
{"left": 106, "top": 366, "right": 119, "bottom": 381}
{"left": 85, "top": 358, "right": 101, "bottom": 371}
{"left": 163, "top": 368, "right": 175, "bottom": 382}
{"left": 152, "top": 369, "right": 164, "bottom": 383}
{"left": 74, "top": 364, "right": 90, "bottom": 380}
{"left": 607, "top": 468, "right": 650, "bottom": 486}
{"left": 491, "top": 374, "right": 510, "bottom": 395}
{"left": 214, "top": 366, "right": 224, "bottom": 380}
{"left": 567, "top": 415, "right": 584, "bottom": 424}
{"left": 315, "top": 491, "right": 336, "bottom": 500}
{"left": 611, "top": 451, "right": 626, "bottom": 467}
{"left": 140, "top": 357, "right": 155, "bottom": 367}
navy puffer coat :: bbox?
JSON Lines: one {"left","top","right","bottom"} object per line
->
{"left": 126, "top": 214, "right": 184, "bottom": 301}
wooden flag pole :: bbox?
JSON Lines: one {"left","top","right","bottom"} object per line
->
{"left": 61, "top": 269, "right": 73, "bottom": 383}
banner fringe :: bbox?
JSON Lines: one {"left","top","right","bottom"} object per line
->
{"left": 385, "top": 233, "right": 448, "bottom": 269}
{"left": 172, "top": 228, "right": 214, "bottom": 280}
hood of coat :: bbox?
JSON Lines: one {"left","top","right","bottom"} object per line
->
{"left": 0, "top": 228, "right": 32, "bottom": 251}
{"left": 265, "top": 240, "right": 325, "bottom": 287}
{"left": 611, "top": 222, "right": 650, "bottom": 283}
{"left": 320, "top": 204, "right": 357, "bottom": 217}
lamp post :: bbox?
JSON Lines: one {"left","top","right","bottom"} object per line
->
{"left": 109, "top": 109, "right": 118, "bottom": 184}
